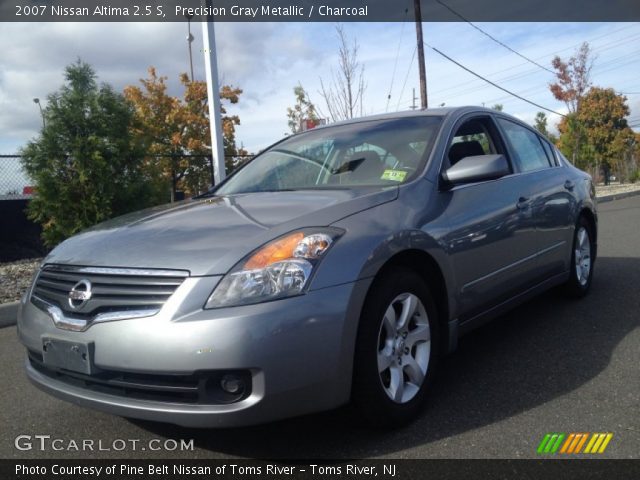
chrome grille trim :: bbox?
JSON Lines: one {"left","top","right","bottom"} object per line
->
{"left": 42, "top": 265, "right": 190, "bottom": 277}
{"left": 31, "top": 295, "right": 160, "bottom": 332}
{"left": 31, "top": 264, "right": 189, "bottom": 330}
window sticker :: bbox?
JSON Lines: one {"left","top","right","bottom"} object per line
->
{"left": 381, "top": 169, "right": 407, "bottom": 182}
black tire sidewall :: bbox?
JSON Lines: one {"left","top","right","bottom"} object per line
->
{"left": 352, "top": 268, "right": 439, "bottom": 426}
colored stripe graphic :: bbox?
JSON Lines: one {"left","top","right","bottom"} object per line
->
{"left": 574, "top": 433, "right": 589, "bottom": 453}
{"left": 560, "top": 433, "right": 575, "bottom": 453}
{"left": 538, "top": 433, "right": 613, "bottom": 454}
{"left": 591, "top": 434, "right": 606, "bottom": 453}
{"left": 545, "top": 434, "right": 558, "bottom": 453}
{"left": 537, "top": 434, "right": 552, "bottom": 454}
{"left": 585, "top": 433, "right": 614, "bottom": 454}
{"left": 550, "top": 434, "right": 565, "bottom": 453}
{"left": 598, "top": 433, "right": 614, "bottom": 453}
{"left": 537, "top": 433, "right": 566, "bottom": 454}
{"left": 584, "top": 433, "right": 599, "bottom": 453}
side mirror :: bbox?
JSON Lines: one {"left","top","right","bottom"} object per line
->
{"left": 441, "top": 154, "right": 510, "bottom": 187}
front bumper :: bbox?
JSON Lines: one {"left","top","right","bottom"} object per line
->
{"left": 18, "top": 276, "right": 370, "bottom": 427}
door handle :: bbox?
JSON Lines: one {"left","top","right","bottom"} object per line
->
{"left": 516, "top": 197, "right": 529, "bottom": 210}
{"left": 564, "top": 180, "right": 575, "bottom": 191}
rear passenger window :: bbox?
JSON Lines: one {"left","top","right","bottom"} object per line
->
{"left": 539, "top": 138, "right": 557, "bottom": 166}
{"left": 497, "top": 118, "right": 551, "bottom": 172}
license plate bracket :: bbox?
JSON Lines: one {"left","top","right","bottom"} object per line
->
{"left": 42, "top": 338, "right": 96, "bottom": 375}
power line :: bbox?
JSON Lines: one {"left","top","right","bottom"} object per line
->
{"left": 456, "top": 46, "right": 640, "bottom": 100}
{"left": 424, "top": 42, "right": 566, "bottom": 117}
{"left": 435, "top": 25, "right": 640, "bottom": 99}
{"left": 385, "top": 6, "right": 410, "bottom": 112}
{"left": 445, "top": 48, "right": 640, "bottom": 108}
{"left": 396, "top": 45, "right": 417, "bottom": 111}
{"left": 428, "top": 25, "right": 640, "bottom": 100}
{"left": 482, "top": 51, "right": 640, "bottom": 105}
{"left": 435, "top": 0, "right": 555, "bottom": 74}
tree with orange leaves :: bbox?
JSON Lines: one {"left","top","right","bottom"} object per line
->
{"left": 124, "top": 67, "right": 244, "bottom": 199}
{"left": 556, "top": 87, "right": 634, "bottom": 180}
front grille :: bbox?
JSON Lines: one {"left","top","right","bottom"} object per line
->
{"left": 28, "top": 351, "right": 251, "bottom": 405}
{"left": 32, "top": 264, "right": 189, "bottom": 319}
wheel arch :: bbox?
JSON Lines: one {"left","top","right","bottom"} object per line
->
{"left": 367, "top": 249, "right": 453, "bottom": 355}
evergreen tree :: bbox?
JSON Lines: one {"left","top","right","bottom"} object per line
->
{"left": 21, "top": 60, "right": 160, "bottom": 247}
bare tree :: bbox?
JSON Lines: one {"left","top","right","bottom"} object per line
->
{"left": 318, "top": 25, "right": 366, "bottom": 122}
{"left": 549, "top": 42, "right": 596, "bottom": 165}
{"left": 549, "top": 42, "right": 595, "bottom": 114}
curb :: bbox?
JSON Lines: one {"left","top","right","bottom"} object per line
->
{"left": 596, "top": 188, "right": 640, "bottom": 204}
{"left": 0, "top": 301, "right": 19, "bottom": 328}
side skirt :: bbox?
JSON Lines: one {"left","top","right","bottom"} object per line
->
{"left": 455, "top": 271, "right": 570, "bottom": 339}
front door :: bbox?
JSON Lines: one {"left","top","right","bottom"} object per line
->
{"left": 440, "top": 115, "right": 541, "bottom": 318}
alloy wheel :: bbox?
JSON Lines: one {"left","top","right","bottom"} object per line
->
{"left": 575, "top": 226, "right": 591, "bottom": 286}
{"left": 377, "top": 293, "right": 431, "bottom": 404}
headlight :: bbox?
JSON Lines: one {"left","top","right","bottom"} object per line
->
{"left": 205, "top": 228, "right": 343, "bottom": 308}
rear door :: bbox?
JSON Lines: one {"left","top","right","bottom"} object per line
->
{"left": 495, "top": 117, "right": 575, "bottom": 280}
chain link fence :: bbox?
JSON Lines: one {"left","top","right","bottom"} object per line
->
{"left": 0, "top": 155, "right": 33, "bottom": 200}
{"left": 0, "top": 154, "right": 254, "bottom": 202}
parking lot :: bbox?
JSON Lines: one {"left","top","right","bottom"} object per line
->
{"left": 1, "top": 196, "right": 638, "bottom": 460}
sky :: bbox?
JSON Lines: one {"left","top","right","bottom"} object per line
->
{"left": 1, "top": 21, "right": 639, "bottom": 165}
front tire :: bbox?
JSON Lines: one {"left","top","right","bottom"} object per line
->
{"left": 352, "top": 268, "right": 439, "bottom": 427}
{"left": 563, "top": 216, "right": 595, "bottom": 298}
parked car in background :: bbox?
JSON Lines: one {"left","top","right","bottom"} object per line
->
{"left": 18, "top": 107, "right": 597, "bottom": 427}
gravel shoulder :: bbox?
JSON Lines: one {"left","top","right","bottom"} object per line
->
{"left": 595, "top": 182, "right": 640, "bottom": 197}
{"left": 0, "top": 258, "right": 41, "bottom": 304}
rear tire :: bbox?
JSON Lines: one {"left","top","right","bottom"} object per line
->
{"left": 352, "top": 268, "right": 439, "bottom": 427}
{"left": 563, "top": 216, "right": 595, "bottom": 298}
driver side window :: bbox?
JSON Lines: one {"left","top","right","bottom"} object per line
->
{"left": 447, "top": 118, "right": 497, "bottom": 167}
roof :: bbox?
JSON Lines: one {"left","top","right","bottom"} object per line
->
{"left": 311, "top": 106, "right": 497, "bottom": 130}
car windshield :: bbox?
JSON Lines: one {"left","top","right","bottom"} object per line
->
{"left": 216, "top": 116, "right": 443, "bottom": 195}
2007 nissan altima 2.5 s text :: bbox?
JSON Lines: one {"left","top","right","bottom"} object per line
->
{"left": 18, "top": 107, "right": 597, "bottom": 427}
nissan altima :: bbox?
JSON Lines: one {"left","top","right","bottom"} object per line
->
{"left": 17, "top": 107, "right": 597, "bottom": 427}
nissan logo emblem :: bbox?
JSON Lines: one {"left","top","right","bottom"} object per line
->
{"left": 68, "top": 279, "right": 92, "bottom": 310}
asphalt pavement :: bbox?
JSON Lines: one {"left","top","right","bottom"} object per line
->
{"left": 1, "top": 196, "right": 638, "bottom": 459}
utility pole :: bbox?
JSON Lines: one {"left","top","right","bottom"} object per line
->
{"left": 202, "top": 0, "right": 226, "bottom": 185}
{"left": 410, "top": 88, "right": 418, "bottom": 110}
{"left": 414, "top": 0, "right": 428, "bottom": 109}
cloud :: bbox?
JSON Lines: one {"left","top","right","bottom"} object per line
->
{"left": 0, "top": 21, "right": 330, "bottom": 152}
{"left": 0, "top": 21, "right": 638, "bottom": 155}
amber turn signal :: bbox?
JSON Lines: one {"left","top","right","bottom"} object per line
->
{"left": 244, "top": 232, "right": 304, "bottom": 270}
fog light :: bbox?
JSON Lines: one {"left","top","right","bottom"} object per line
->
{"left": 220, "top": 374, "right": 244, "bottom": 394}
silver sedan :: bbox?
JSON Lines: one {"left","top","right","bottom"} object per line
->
{"left": 18, "top": 107, "right": 597, "bottom": 427}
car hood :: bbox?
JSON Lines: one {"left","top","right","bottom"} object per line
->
{"left": 44, "top": 187, "right": 397, "bottom": 276}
